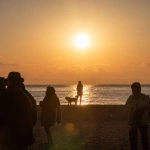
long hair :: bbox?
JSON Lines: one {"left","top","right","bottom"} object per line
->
{"left": 46, "top": 86, "right": 56, "bottom": 97}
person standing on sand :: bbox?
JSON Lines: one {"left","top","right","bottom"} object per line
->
{"left": 40, "top": 86, "right": 61, "bottom": 146}
{"left": 76, "top": 81, "right": 83, "bottom": 105}
{"left": 125, "top": 82, "right": 150, "bottom": 150}
{"left": 0, "top": 72, "right": 36, "bottom": 150}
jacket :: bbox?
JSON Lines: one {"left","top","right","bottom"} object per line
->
{"left": 125, "top": 93, "right": 150, "bottom": 126}
{"left": 0, "top": 83, "right": 35, "bottom": 145}
{"left": 40, "top": 95, "right": 61, "bottom": 127}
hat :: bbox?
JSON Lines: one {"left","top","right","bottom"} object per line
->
{"left": 4, "top": 72, "right": 24, "bottom": 84}
{"left": 0, "top": 77, "right": 5, "bottom": 89}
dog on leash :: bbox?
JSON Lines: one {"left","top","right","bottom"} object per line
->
{"left": 65, "top": 97, "right": 78, "bottom": 105}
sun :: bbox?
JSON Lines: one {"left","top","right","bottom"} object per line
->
{"left": 73, "top": 33, "right": 90, "bottom": 50}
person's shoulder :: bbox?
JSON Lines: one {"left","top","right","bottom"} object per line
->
{"left": 128, "top": 95, "right": 134, "bottom": 98}
{"left": 55, "top": 96, "right": 60, "bottom": 104}
{"left": 140, "top": 93, "right": 150, "bottom": 99}
{"left": 24, "top": 89, "right": 30, "bottom": 94}
{"left": 55, "top": 95, "right": 59, "bottom": 101}
{"left": 140, "top": 93, "right": 148, "bottom": 97}
{"left": 24, "top": 90, "right": 35, "bottom": 99}
{"left": 127, "top": 95, "right": 134, "bottom": 101}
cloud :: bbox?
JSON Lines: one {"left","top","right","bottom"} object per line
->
{"left": 138, "top": 62, "right": 150, "bottom": 67}
{"left": 146, "top": 63, "right": 150, "bottom": 67}
{"left": 0, "top": 61, "right": 19, "bottom": 66}
{"left": 95, "top": 63, "right": 110, "bottom": 67}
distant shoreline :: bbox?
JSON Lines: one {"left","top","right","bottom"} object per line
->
{"left": 25, "top": 84, "right": 150, "bottom": 86}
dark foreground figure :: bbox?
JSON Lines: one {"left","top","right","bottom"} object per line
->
{"left": 125, "top": 82, "right": 150, "bottom": 150}
{"left": 40, "top": 86, "right": 61, "bottom": 147}
{"left": 0, "top": 72, "right": 37, "bottom": 150}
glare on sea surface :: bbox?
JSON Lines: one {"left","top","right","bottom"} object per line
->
{"left": 69, "top": 85, "right": 90, "bottom": 105}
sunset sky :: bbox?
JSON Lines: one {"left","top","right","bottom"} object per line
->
{"left": 0, "top": 0, "right": 150, "bottom": 84}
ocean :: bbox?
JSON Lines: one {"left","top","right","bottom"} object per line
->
{"left": 25, "top": 84, "right": 150, "bottom": 105}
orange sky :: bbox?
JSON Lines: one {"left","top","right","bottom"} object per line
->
{"left": 0, "top": 0, "right": 150, "bottom": 84}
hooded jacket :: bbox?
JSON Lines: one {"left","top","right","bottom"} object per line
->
{"left": 125, "top": 82, "right": 150, "bottom": 126}
{"left": 40, "top": 87, "right": 61, "bottom": 127}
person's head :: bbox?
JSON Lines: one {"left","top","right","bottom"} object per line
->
{"left": 131, "top": 82, "right": 141, "bottom": 96}
{"left": 78, "top": 81, "right": 81, "bottom": 84}
{"left": 0, "top": 77, "right": 6, "bottom": 90}
{"left": 46, "top": 86, "right": 56, "bottom": 96}
{"left": 4, "top": 72, "right": 24, "bottom": 86}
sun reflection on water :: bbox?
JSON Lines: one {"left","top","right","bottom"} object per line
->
{"left": 68, "top": 85, "right": 91, "bottom": 105}
{"left": 26, "top": 84, "right": 136, "bottom": 105}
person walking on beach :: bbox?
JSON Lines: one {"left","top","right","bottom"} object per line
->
{"left": 0, "top": 72, "right": 36, "bottom": 150}
{"left": 40, "top": 86, "right": 61, "bottom": 146}
{"left": 76, "top": 81, "right": 83, "bottom": 105}
{"left": 125, "top": 82, "right": 150, "bottom": 150}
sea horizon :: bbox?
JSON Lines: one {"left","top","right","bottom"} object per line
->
{"left": 25, "top": 83, "right": 150, "bottom": 86}
{"left": 25, "top": 84, "right": 150, "bottom": 105}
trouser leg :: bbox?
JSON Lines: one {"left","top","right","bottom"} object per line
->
{"left": 79, "top": 96, "right": 81, "bottom": 105}
{"left": 44, "top": 126, "right": 53, "bottom": 145}
{"left": 129, "top": 127, "right": 138, "bottom": 150}
{"left": 139, "top": 125, "right": 149, "bottom": 150}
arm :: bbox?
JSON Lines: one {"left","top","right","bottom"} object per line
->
{"left": 137, "top": 94, "right": 150, "bottom": 108}
{"left": 56, "top": 98, "right": 62, "bottom": 124}
{"left": 125, "top": 96, "right": 136, "bottom": 114}
{"left": 39, "top": 97, "right": 46, "bottom": 108}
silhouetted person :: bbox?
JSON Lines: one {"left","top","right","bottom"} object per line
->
{"left": 125, "top": 82, "right": 150, "bottom": 150}
{"left": 0, "top": 77, "right": 6, "bottom": 142}
{"left": 0, "top": 72, "right": 36, "bottom": 150}
{"left": 76, "top": 81, "right": 83, "bottom": 105}
{"left": 40, "top": 86, "right": 61, "bottom": 146}
{"left": 0, "top": 77, "right": 6, "bottom": 94}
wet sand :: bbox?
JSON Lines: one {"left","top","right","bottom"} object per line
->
{"left": 24, "top": 105, "right": 150, "bottom": 149}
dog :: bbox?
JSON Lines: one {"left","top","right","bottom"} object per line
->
{"left": 65, "top": 97, "right": 78, "bottom": 105}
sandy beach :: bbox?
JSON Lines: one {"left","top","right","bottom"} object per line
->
{"left": 0, "top": 105, "right": 147, "bottom": 150}
{"left": 25, "top": 105, "right": 149, "bottom": 150}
